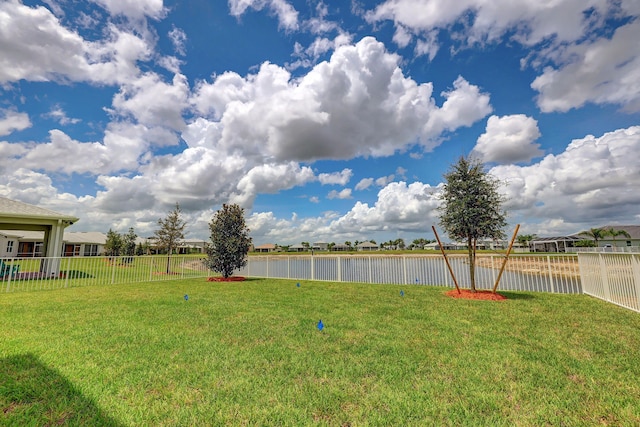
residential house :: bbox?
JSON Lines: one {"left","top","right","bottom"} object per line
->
{"left": 254, "top": 243, "right": 278, "bottom": 253}
{"left": 331, "top": 243, "right": 350, "bottom": 252}
{"left": 597, "top": 225, "right": 640, "bottom": 249}
{"left": 356, "top": 241, "right": 379, "bottom": 251}
{"left": 0, "top": 196, "right": 78, "bottom": 260}
{"left": 312, "top": 242, "right": 329, "bottom": 251}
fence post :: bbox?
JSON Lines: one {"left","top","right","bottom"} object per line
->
{"left": 368, "top": 256, "right": 372, "bottom": 284}
{"left": 65, "top": 257, "right": 70, "bottom": 288}
{"left": 547, "top": 256, "right": 556, "bottom": 293}
{"left": 337, "top": 256, "right": 342, "bottom": 282}
{"left": 288, "top": 256, "right": 290, "bottom": 279}
{"left": 631, "top": 255, "right": 640, "bottom": 310}
{"left": 5, "top": 258, "right": 14, "bottom": 292}
{"left": 110, "top": 257, "right": 117, "bottom": 285}
{"left": 311, "top": 256, "right": 314, "bottom": 281}
{"left": 490, "top": 255, "right": 496, "bottom": 285}
{"left": 598, "top": 254, "right": 611, "bottom": 303}
{"left": 403, "top": 256, "right": 407, "bottom": 285}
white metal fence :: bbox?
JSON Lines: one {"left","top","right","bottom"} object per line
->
{"left": 237, "top": 254, "right": 582, "bottom": 294}
{"left": 577, "top": 253, "right": 640, "bottom": 312}
{"left": 575, "top": 247, "right": 640, "bottom": 253}
{"left": 0, "top": 255, "right": 211, "bottom": 292}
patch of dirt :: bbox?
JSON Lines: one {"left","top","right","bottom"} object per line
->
{"left": 207, "top": 276, "right": 246, "bottom": 282}
{"left": 445, "top": 289, "right": 507, "bottom": 301}
{"left": 474, "top": 256, "right": 579, "bottom": 278}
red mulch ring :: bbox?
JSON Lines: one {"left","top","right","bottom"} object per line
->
{"left": 207, "top": 276, "right": 246, "bottom": 282}
{"left": 445, "top": 289, "right": 507, "bottom": 301}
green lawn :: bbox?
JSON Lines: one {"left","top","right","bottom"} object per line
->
{"left": 1, "top": 279, "right": 639, "bottom": 426}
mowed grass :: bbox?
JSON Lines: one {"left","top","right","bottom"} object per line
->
{"left": 1, "top": 279, "right": 640, "bottom": 426}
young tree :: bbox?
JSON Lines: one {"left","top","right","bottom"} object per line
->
{"left": 104, "top": 229, "right": 123, "bottom": 257}
{"left": 516, "top": 234, "right": 537, "bottom": 250}
{"left": 438, "top": 156, "right": 507, "bottom": 291}
{"left": 122, "top": 227, "right": 137, "bottom": 257}
{"left": 154, "top": 203, "right": 187, "bottom": 272}
{"left": 206, "top": 203, "right": 252, "bottom": 278}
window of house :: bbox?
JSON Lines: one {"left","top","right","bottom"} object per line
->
{"left": 84, "top": 244, "right": 99, "bottom": 256}
{"left": 64, "top": 244, "right": 81, "bottom": 256}
{"left": 35, "top": 242, "right": 43, "bottom": 256}
{"left": 627, "top": 240, "right": 632, "bottom": 247}
{"left": 6, "top": 241, "right": 14, "bottom": 253}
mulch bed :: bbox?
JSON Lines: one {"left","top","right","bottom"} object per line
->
{"left": 207, "top": 276, "right": 246, "bottom": 282}
{"left": 445, "top": 289, "right": 507, "bottom": 300}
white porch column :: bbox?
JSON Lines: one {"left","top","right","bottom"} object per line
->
{"left": 42, "top": 219, "right": 64, "bottom": 276}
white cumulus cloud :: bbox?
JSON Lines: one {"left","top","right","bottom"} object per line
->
{"left": 318, "top": 169, "right": 353, "bottom": 185}
{"left": 472, "top": 114, "right": 543, "bottom": 163}
{"left": 492, "top": 126, "right": 640, "bottom": 225}
{"left": 327, "top": 188, "right": 352, "bottom": 200}
{"left": 228, "top": 0, "right": 299, "bottom": 31}
{"left": 0, "top": 109, "right": 31, "bottom": 136}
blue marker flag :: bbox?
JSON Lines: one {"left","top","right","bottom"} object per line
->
{"left": 317, "top": 319, "right": 324, "bottom": 331}
{"left": 296, "top": 282, "right": 300, "bottom": 287}
{"left": 400, "top": 290, "right": 405, "bottom": 297}
{"left": 184, "top": 294, "right": 189, "bottom": 301}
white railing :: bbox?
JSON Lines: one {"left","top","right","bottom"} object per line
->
{"left": 577, "top": 253, "right": 640, "bottom": 312}
{"left": 1, "top": 255, "right": 211, "bottom": 292}
{"left": 236, "top": 254, "right": 582, "bottom": 294}
{"left": 574, "top": 247, "right": 640, "bottom": 253}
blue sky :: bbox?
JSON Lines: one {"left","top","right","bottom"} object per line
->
{"left": 1, "top": 0, "right": 639, "bottom": 245}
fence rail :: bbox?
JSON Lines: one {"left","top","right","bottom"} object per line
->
{"left": 0, "top": 255, "right": 211, "bottom": 292}
{"left": 237, "top": 254, "right": 582, "bottom": 294}
{"left": 577, "top": 253, "right": 640, "bottom": 312}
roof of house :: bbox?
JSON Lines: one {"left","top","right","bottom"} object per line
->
{"left": 255, "top": 243, "right": 277, "bottom": 249}
{"left": 0, "top": 197, "right": 79, "bottom": 222}
{"left": 64, "top": 231, "right": 107, "bottom": 244}
{"left": 357, "top": 241, "right": 379, "bottom": 247}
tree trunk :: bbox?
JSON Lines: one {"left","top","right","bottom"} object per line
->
{"left": 468, "top": 236, "right": 476, "bottom": 292}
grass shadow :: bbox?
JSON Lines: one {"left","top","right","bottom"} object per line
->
{"left": 0, "top": 353, "right": 120, "bottom": 426}
{"left": 62, "top": 270, "right": 95, "bottom": 279}
{"left": 499, "top": 291, "right": 537, "bottom": 300}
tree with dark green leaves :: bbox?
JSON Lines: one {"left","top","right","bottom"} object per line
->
{"left": 154, "top": 203, "right": 187, "bottom": 273}
{"left": 206, "top": 203, "right": 252, "bottom": 278}
{"left": 104, "top": 229, "right": 123, "bottom": 257}
{"left": 122, "top": 227, "right": 137, "bottom": 256}
{"left": 516, "top": 234, "right": 537, "bottom": 250}
{"left": 438, "top": 156, "right": 507, "bottom": 291}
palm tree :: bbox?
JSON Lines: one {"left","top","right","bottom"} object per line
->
{"left": 606, "top": 227, "right": 631, "bottom": 246}
{"left": 578, "top": 228, "right": 608, "bottom": 246}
